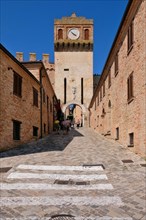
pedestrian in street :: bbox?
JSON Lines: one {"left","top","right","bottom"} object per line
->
{"left": 76, "top": 119, "right": 80, "bottom": 129}
{"left": 62, "top": 119, "right": 71, "bottom": 134}
{"left": 54, "top": 119, "right": 60, "bottom": 134}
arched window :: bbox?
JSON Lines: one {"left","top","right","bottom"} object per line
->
{"left": 108, "top": 100, "right": 111, "bottom": 108}
{"left": 84, "top": 29, "right": 89, "bottom": 40}
{"left": 58, "top": 29, "right": 63, "bottom": 40}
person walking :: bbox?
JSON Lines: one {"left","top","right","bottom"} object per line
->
{"left": 76, "top": 119, "right": 80, "bottom": 129}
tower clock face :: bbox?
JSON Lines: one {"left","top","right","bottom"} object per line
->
{"left": 68, "top": 28, "right": 80, "bottom": 40}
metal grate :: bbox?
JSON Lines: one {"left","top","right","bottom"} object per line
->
{"left": 83, "top": 164, "right": 105, "bottom": 169}
{"left": 50, "top": 214, "right": 75, "bottom": 220}
{"left": 140, "top": 164, "right": 146, "bottom": 167}
{"left": 122, "top": 160, "right": 133, "bottom": 163}
{"left": 0, "top": 167, "right": 12, "bottom": 173}
{"left": 54, "top": 180, "right": 69, "bottom": 185}
{"left": 54, "top": 179, "right": 89, "bottom": 185}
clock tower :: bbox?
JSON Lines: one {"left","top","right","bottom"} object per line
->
{"left": 54, "top": 13, "right": 93, "bottom": 126}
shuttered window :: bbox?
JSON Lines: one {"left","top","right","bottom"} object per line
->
{"left": 127, "top": 21, "right": 134, "bottom": 53}
{"left": 100, "top": 87, "right": 102, "bottom": 102}
{"left": 103, "top": 81, "right": 105, "bottom": 97}
{"left": 33, "top": 87, "right": 38, "bottom": 107}
{"left": 13, "top": 120, "right": 21, "bottom": 140}
{"left": 33, "top": 126, "right": 38, "bottom": 137}
{"left": 13, "top": 72, "right": 22, "bottom": 97}
{"left": 127, "top": 73, "right": 134, "bottom": 103}
{"left": 84, "top": 29, "right": 89, "bottom": 40}
{"left": 43, "top": 88, "right": 46, "bottom": 103}
{"left": 58, "top": 29, "right": 63, "bottom": 40}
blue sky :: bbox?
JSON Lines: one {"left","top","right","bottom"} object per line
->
{"left": 1, "top": 0, "right": 128, "bottom": 74}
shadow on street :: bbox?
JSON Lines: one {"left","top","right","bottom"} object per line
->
{"left": 0, "top": 128, "right": 84, "bottom": 158}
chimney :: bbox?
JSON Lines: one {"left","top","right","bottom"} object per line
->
{"left": 42, "top": 54, "right": 49, "bottom": 63}
{"left": 16, "top": 52, "right": 23, "bottom": 62}
{"left": 29, "top": 53, "right": 36, "bottom": 61}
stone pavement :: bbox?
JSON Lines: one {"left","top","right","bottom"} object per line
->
{"left": 0, "top": 127, "right": 146, "bottom": 220}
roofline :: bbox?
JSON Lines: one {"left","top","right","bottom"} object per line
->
{"left": 100, "top": 0, "right": 132, "bottom": 74}
{"left": 89, "top": 0, "right": 134, "bottom": 108}
{"left": 0, "top": 43, "right": 40, "bottom": 85}
{"left": 22, "top": 61, "right": 58, "bottom": 101}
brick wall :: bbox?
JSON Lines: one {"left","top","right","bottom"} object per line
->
{"left": 0, "top": 48, "right": 40, "bottom": 151}
{"left": 89, "top": 0, "right": 146, "bottom": 156}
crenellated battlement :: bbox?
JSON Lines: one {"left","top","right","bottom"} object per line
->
{"left": 16, "top": 52, "right": 50, "bottom": 63}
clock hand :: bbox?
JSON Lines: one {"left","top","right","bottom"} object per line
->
{"left": 71, "top": 31, "right": 77, "bottom": 36}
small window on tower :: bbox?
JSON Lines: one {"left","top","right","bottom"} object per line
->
{"left": 58, "top": 29, "right": 63, "bottom": 40}
{"left": 64, "top": 69, "right": 69, "bottom": 71}
{"left": 84, "top": 29, "right": 89, "bottom": 40}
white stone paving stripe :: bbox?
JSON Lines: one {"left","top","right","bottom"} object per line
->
{"left": 0, "top": 196, "right": 124, "bottom": 206}
{"left": 0, "top": 183, "right": 113, "bottom": 190}
{"left": 7, "top": 172, "right": 108, "bottom": 180}
{"left": 17, "top": 164, "right": 104, "bottom": 171}
{"left": 3, "top": 217, "right": 133, "bottom": 220}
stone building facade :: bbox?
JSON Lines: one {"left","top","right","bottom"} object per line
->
{"left": 0, "top": 44, "right": 58, "bottom": 151}
{"left": 89, "top": 0, "right": 146, "bottom": 156}
{"left": 54, "top": 13, "right": 93, "bottom": 126}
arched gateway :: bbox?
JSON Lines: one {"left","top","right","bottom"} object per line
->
{"left": 62, "top": 101, "right": 87, "bottom": 127}
{"left": 54, "top": 13, "right": 93, "bottom": 127}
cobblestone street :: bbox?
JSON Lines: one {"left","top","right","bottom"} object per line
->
{"left": 0, "top": 127, "right": 146, "bottom": 220}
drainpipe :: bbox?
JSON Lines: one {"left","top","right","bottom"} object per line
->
{"left": 40, "top": 67, "right": 43, "bottom": 138}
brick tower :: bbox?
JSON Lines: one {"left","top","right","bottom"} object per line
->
{"left": 54, "top": 13, "right": 93, "bottom": 126}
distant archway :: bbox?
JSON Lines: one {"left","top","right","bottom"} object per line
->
{"left": 62, "top": 102, "right": 86, "bottom": 127}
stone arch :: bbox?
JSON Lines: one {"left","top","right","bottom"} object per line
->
{"left": 61, "top": 101, "right": 87, "bottom": 127}
{"left": 62, "top": 101, "right": 86, "bottom": 114}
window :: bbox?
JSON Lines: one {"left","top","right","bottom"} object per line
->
{"left": 100, "top": 88, "right": 102, "bottom": 102}
{"left": 127, "top": 20, "right": 134, "bottom": 53}
{"left": 44, "top": 123, "right": 46, "bottom": 134}
{"left": 108, "top": 100, "right": 111, "bottom": 108}
{"left": 58, "top": 29, "right": 63, "bottom": 40}
{"left": 33, "top": 87, "right": 38, "bottom": 107}
{"left": 103, "top": 81, "right": 105, "bottom": 97}
{"left": 97, "top": 94, "right": 99, "bottom": 106}
{"left": 94, "top": 98, "right": 96, "bottom": 110}
{"left": 127, "top": 73, "right": 134, "bottom": 103}
{"left": 64, "top": 69, "right": 69, "bottom": 71}
{"left": 13, "top": 120, "right": 21, "bottom": 140}
{"left": 97, "top": 116, "right": 99, "bottom": 127}
{"left": 33, "top": 126, "right": 38, "bottom": 137}
{"left": 47, "top": 96, "right": 49, "bottom": 110}
{"left": 81, "top": 78, "right": 84, "bottom": 104}
{"left": 115, "top": 52, "right": 119, "bottom": 76}
{"left": 116, "top": 127, "right": 119, "bottom": 140}
{"left": 50, "top": 101, "right": 52, "bottom": 112}
{"left": 13, "top": 72, "right": 22, "bottom": 97}
{"left": 84, "top": 29, "right": 89, "bottom": 40}
{"left": 43, "top": 88, "right": 46, "bottom": 103}
{"left": 108, "top": 69, "right": 111, "bottom": 88}
{"left": 129, "top": 133, "right": 134, "bottom": 146}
